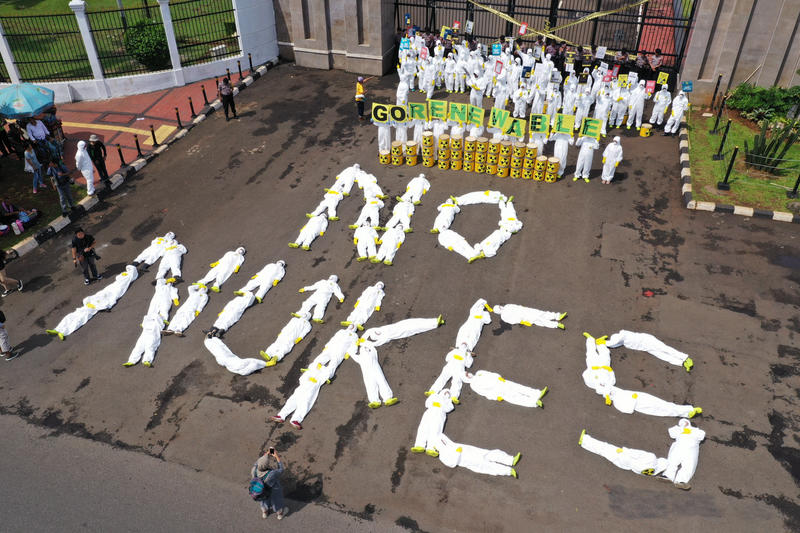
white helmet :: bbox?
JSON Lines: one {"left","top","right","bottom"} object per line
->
{"left": 328, "top": 274, "right": 338, "bottom": 283}
{"left": 661, "top": 84, "right": 668, "bottom": 90}
{"left": 236, "top": 247, "right": 246, "bottom": 255}
{"left": 277, "top": 260, "right": 286, "bottom": 267}
{"left": 678, "top": 90, "right": 685, "bottom": 97}
{"left": 376, "top": 281, "right": 385, "bottom": 290}
{"left": 639, "top": 80, "right": 645, "bottom": 86}
{"left": 678, "top": 418, "right": 690, "bottom": 428}
{"left": 165, "top": 231, "right": 175, "bottom": 240}
{"left": 613, "top": 136, "right": 621, "bottom": 143}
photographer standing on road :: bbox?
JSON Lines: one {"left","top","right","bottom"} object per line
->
{"left": 251, "top": 447, "right": 286, "bottom": 520}
{"left": 71, "top": 227, "right": 102, "bottom": 286}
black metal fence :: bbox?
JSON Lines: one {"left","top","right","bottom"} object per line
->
{"left": 87, "top": 5, "right": 167, "bottom": 77}
{"left": 394, "top": 0, "right": 697, "bottom": 71}
{"left": 171, "top": 0, "right": 239, "bottom": 67}
{"left": 0, "top": 13, "right": 92, "bottom": 82}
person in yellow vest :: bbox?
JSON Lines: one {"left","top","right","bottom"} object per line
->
{"left": 355, "top": 76, "right": 367, "bottom": 120}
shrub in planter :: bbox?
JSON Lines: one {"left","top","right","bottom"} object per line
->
{"left": 124, "top": 19, "right": 170, "bottom": 71}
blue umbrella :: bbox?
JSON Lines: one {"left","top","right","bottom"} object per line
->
{"left": 0, "top": 83, "right": 55, "bottom": 118}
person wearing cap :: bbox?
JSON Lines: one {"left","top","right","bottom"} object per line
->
{"left": 292, "top": 274, "right": 345, "bottom": 323}
{"left": 355, "top": 76, "right": 367, "bottom": 120}
{"left": 217, "top": 77, "right": 237, "bottom": 121}
{"left": 251, "top": 449, "right": 286, "bottom": 519}
{"left": 196, "top": 247, "right": 246, "bottom": 292}
{"left": 71, "top": 227, "right": 102, "bottom": 285}
{"left": 600, "top": 136, "right": 623, "bottom": 184}
{"left": 87, "top": 134, "right": 110, "bottom": 189}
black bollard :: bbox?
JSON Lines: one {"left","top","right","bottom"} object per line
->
{"left": 150, "top": 124, "right": 159, "bottom": 147}
{"left": 248, "top": 52, "right": 253, "bottom": 73}
{"left": 175, "top": 107, "right": 182, "bottom": 129}
{"left": 135, "top": 135, "right": 144, "bottom": 158}
{"left": 710, "top": 73, "right": 722, "bottom": 110}
{"left": 117, "top": 144, "right": 125, "bottom": 167}
{"left": 717, "top": 146, "right": 738, "bottom": 191}
{"left": 788, "top": 172, "right": 800, "bottom": 199}
{"left": 201, "top": 84, "right": 210, "bottom": 106}
{"left": 710, "top": 95, "right": 728, "bottom": 134}
{"left": 237, "top": 60, "right": 243, "bottom": 81}
{"left": 712, "top": 119, "right": 732, "bottom": 161}
{"left": 189, "top": 96, "right": 197, "bottom": 118}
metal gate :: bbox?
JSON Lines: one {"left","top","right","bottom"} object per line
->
{"left": 394, "top": 0, "right": 697, "bottom": 71}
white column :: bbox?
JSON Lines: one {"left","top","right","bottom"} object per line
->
{"left": 157, "top": 0, "right": 185, "bottom": 86}
{"left": 69, "top": 0, "right": 109, "bottom": 97}
{"left": 0, "top": 20, "right": 21, "bottom": 84}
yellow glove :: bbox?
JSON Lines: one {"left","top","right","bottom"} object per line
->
{"left": 320, "top": 231, "right": 325, "bottom": 236}
{"left": 210, "top": 262, "right": 219, "bottom": 267}
{"left": 353, "top": 238, "right": 358, "bottom": 245}
{"left": 299, "top": 288, "right": 305, "bottom": 293}
{"left": 615, "top": 161, "right": 619, "bottom": 167}
{"left": 173, "top": 299, "right": 179, "bottom": 306}
{"left": 375, "top": 306, "right": 380, "bottom": 311}
{"left": 339, "top": 299, "right": 345, "bottom": 303}
{"left": 195, "top": 311, "right": 200, "bottom": 316}
{"left": 233, "top": 265, "right": 240, "bottom": 273}
{"left": 602, "top": 157, "right": 606, "bottom": 163}
{"left": 251, "top": 275, "right": 258, "bottom": 279}
{"left": 272, "top": 279, "right": 279, "bottom": 286}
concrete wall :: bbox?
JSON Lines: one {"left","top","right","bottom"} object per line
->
{"left": 681, "top": 0, "right": 800, "bottom": 102}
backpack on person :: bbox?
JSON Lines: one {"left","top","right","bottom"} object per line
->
{"left": 248, "top": 474, "right": 271, "bottom": 501}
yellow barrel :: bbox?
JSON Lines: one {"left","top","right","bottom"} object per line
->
{"left": 510, "top": 167, "right": 522, "bottom": 179}
{"left": 451, "top": 148, "right": 463, "bottom": 161}
{"left": 512, "top": 142, "right": 526, "bottom": 158}
{"left": 487, "top": 153, "right": 499, "bottom": 165}
{"left": 464, "top": 150, "right": 475, "bottom": 161}
{"left": 438, "top": 134, "right": 450, "bottom": 150}
{"left": 450, "top": 134, "right": 463, "bottom": 151}
{"left": 450, "top": 159, "right": 463, "bottom": 171}
{"left": 475, "top": 163, "right": 486, "bottom": 173}
{"left": 488, "top": 139, "right": 500, "bottom": 154}
{"left": 498, "top": 155, "right": 511, "bottom": 167}
{"left": 522, "top": 168, "right": 534, "bottom": 179}
{"left": 405, "top": 155, "right": 418, "bottom": 166}
{"left": 525, "top": 143, "right": 538, "bottom": 159}
{"left": 545, "top": 171, "right": 558, "bottom": 183}
{"left": 487, "top": 164, "right": 498, "bottom": 175}
{"left": 496, "top": 166, "right": 510, "bottom": 178}
{"left": 422, "top": 146, "right": 434, "bottom": 157}
{"left": 475, "top": 152, "right": 487, "bottom": 164}
{"left": 438, "top": 158, "right": 450, "bottom": 170}
{"left": 476, "top": 137, "right": 489, "bottom": 152}
{"left": 422, "top": 157, "right": 435, "bottom": 167}
{"left": 391, "top": 155, "right": 403, "bottom": 166}
{"left": 391, "top": 141, "right": 403, "bottom": 156}
{"left": 640, "top": 124, "right": 652, "bottom": 137}
{"left": 379, "top": 150, "right": 390, "bottom": 165}
{"left": 438, "top": 148, "right": 450, "bottom": 160}
{"left": 422, "top": 131, "right": 434, "bottom": 147}
{"left": 510, "top": 156, "right": 523, "bottom": 169}
{"left": 405, "top": 141, "right": 418, "bottom": 156}
{"left": 535, "top": 155, "right": 548, "bottom": 171}
{"left": 465, "top": 136, "right": 477, "bottom": 151}
{"left": 500, "top": 140, "right": 512, "bottom": 156}
{"left": 546, "top": 157, "right": 560, "bottom": 175}
{"left": 463, "top": 159, "right": 474, "bottom": 172}
{"left": 533, "top": 169, "right": 544, "bottom": 181}
{"left": 523, "top": 158, "right": 536, "bottom": 169}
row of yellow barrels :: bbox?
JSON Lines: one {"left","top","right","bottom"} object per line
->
{"left": 379, "top": 134, "right": 561, "bottom": 182}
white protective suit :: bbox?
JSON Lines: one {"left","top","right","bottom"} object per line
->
{"left": 473, "top": 228, "right": 513, "bottom": 260}
{"left": 376, "top": 121, "right": 391, "bottom": 153}
{"left": 562, "top": 83, "right": 578, "bottom": 115}
{"left": 374, "top": 226, "right": 405, "bottom": 266}
{"left": 469, "top": 75, "right": 486, "bottom": 108}
{"left": 47, "top": 299, "right": 99, "bottom": 338}
{"left": 607, "top": 329, "right": 692, "bottom": 369}
{"left": 463, "top": 370, "right": 546, "bottom": 407}
{"left": 235, "top": 260, "right": 285, "bottom": 302}
{"left": 260, "top": 313, "right": 312, "bottom": 364}
{"left": 435, "top": 433, "right": 517, "bottom": 477}
{"left": 511, "top": 87, "right": 530, "bottom": 118}
{"left": 395, "top": 122, "right": 409, "bottom": 145}
{"left": 147, "top": 278, "right": 179, "bottom": 323}
{"left": 275, "top": 362, "right": 335, "bottom": 425}
{"left": 354, "top": 224, "right": 380, "bottom": 261}
{"left": 350, "top": 341, "right": 397, "bottom": 407}
{"left": 607, "top": 386, "right": 696, "bottom": 418}
{"left": 664, "top": 91, "right": 689, "bottom": 134}
{"left": 361, "top": 179, "right": 386, "bottom": 201}
{"left": 133, "top": 232, "right": 175, "bottom": 268}
{"left": 431, "top": 201, "right": 460, "bottom": 233}
{"left": 384, "top": 200, "right": 415, "bottom": 232}
{"left": 609, "top": 85, "right": 629, "bottom": 127}
{"left": 573, "top": 136, "right": 600, "bottom": 181}
{"left": 581, "top": 333, "right": 615, "bottom": 395}
{"left": 125, "top": 314, "right": 165, "bottom": 367}
{"left": 498, "top": 198, "right": 523, "bottom": 233}
{"left": 549, "top": 132, "right": 574, "bottom": 177}
{"left": 352, "top": 198, "right": 384, "bottom": 229}
{"left": 204, "top": 336, "right": 266, "bottom": 376}
{"left": 289, "top": 215, "right": 327, "bottom": 251}
{"left": 444, "top": 56, "right": 456, "bottom": 92}
{"left": 400, "top": 174, "right": 431, "bottom": 205}
{"left": 428, "top": 346, "right": 474, "bottom": 401}
{"left": 310, "top": 325, "right": 358, "bottom": 369}
{"left": 197, "top": 247, "right": 245, "bottom": 291}
{"left": 661, "top": 418, "right": 705, "bottom": 485}
{"left": 493, "top": 303, "right": 565, "bottom": 329}
{"left": 330, "top": 164, "right": 361, "bottom": 196}
{"left": 309, "top": 189, "right": 344, "bottom": 220}
{"left": 85, "top": 265, "right": 139, "bottom": 311}
{"left": 580, "top": 431, "right": 667, "bottom": 477}
{"left": 212, "top": 291, "right": 255, "bottom": 332}
{"left": 74, "top": 140, "right": 95, "bottom": 196}
{"left": 649, "top": 85, "right": 672, "bottom": 126}
{"left": 456, "top": 298, "right": 492, "bottom": 351}
{"left": 165, "top": 283, "right": 208, "bottom": 335}
{"left": 411, "top": 390, "right": 454, "bottom": 455}
{"left": 455, "top": 190, "right": 505, "bottom": 205}
{"left": 360, "top": 317, "right": 440, "bottom": 347}
{"left": 574, "top": 90, "right": 593, "bottom": 130}
{"left": 294, "top": 275, "right": 345, "bottom": 322}
{"left": 396, "top": 79, "right": 409, "bottom": 107}
{"left": 601, "top": 136, "right": 623, "bottom": 183}
{"left": 343, "top": 282, "right": 384, "bottom": 328}
{"left": 155, "top": 242, "right": 186, "bottom": 282}
{"left": 438, "top": 229, "right": 476, "bottom": 261}
{"left": 594, "top": 89, "right": 612, "bottom": 135}
{"left": 626, "top": 80, "right": 651, "bottom": 129}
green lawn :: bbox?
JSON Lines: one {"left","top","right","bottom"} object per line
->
{"left": 687, "top": 110, "right": 800, "bottom": 213}
{"left": 0, "top": 1, "right": 157, "bottom": 16}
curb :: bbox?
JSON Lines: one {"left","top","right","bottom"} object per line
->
{"left": 11, "top": 60, "right": 279, "bottom": 257}
{"left": 678, "top": 121, "right": 800, "bottom": 224}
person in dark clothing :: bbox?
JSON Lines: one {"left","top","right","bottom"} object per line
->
{"left": 47, "top": 161, "right": 76, "bottom": 216}
{"left": 218, "top": 77, "right": 237, "bottom": 121}
{"left": 0, "top": 119, "right": 14, "bottom": 158}
{"left": 0, "top": 249, "right": 23, "bottom": 298}
{"left": 251, "top": 449, "right": 286, "bottom": 520}
{"left": 71, "top": 227, "right": 102, "bottom": 285}
{"left": 87, "top": 134, "right": 111, "bottom": 188}
{"left": 0, "top": 310, "right": 19, "bottom": 360}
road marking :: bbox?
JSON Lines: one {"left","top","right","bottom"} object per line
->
{"left": 61, "top": 122, "right": 176, "bottom": 145}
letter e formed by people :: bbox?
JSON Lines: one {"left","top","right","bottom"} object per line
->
{"left": 428, "top": 99, "right": 448, "bottom": 121}
{"left": 580, "top": 118, "right": 602, "bottom": 140}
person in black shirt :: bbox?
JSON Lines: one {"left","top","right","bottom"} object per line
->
{"left": 71, "top": 227, "right": 102, "bottom": 285}
{"left": 0, "top": 249, "right": 22, "bottom": 297}
{"left": 88, "top": 134, "right": 111, "bottom": 188}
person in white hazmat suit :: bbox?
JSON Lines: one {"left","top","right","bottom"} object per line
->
{"left": 46, "top": 298, "right": 99, "bottom": 341}
{"left": 260, "top": 312, "right": 312, "bottom": 366}
{"left": 431, "top": 120, "right": 447, "bottom": 159}
{"left": 399, "top": 174, "right": 431, "bottom": 205}
{"left": 233, "top": 260, "right": 285, "bottom": 303}
{"left": 444, "top": 56, "right": 456, "bottom": 92}
{"left": 292, "top": 275, "right": 345, "bottom": 323}
{"left": 574, "top": 89, "right": 594, "bottom": 131}
{"left": 600, "top": 136, "right": 623, "bottom": 184}
{"left": 470, "top": 228, "right": 513, "bottom": 262}
{"left": 74, "top": 141, "right": 96, "bottom": 196}
{"left": 626, "top": 80, "right": 651, "bottom": 129}
{"left": 124, "top": 314, "right": 166, "bottom": 367}
{"left": 411, "top": 390, "right": 455, "bottom": 456}
{"left": 469, "top": 74, "right": 486, "bottom": 108}
{"left": 384, "top": 200, "right": 415, "bottom": 233}
{"left": 545, "top": 83, "right": 562, "bottom": 126}
{"left": 349, "top": 340, "right": 399, "bottom": 408}
{"left": 310, "top": 325, "right": 359, "bottom": 370}
{"left": 374, "top": 119, "right": 392, "bottom": 153}
{"left": 455, "top": 190, "right": 505, "bottom": 205}
{"left": 196, "top": 247, "right": 245, "bottom": 292}
{"left": 270, "top": 361, "right": 335, "bottom": 429}
{"left": 581, "top": 333, "right": 616, "bottom": 395}
{"left": 607, "top": 329, "right": 694, "bottom": 371}
{"left": 360, "top": 316, "right": 443, "bottom": 347}
{"left": 396, "top": 79, "right": 409, "bottom": 107}
{"left": 528, "top": 129, "right": 547, "bottom": 158}
{"left": 649, "top": 85, "right": 672, "bottom": 126}
{"left": 426, "top": 344, "right": 474, "bottom": 404}
{"left": 288, "top": 215, "right": 327, "bottom": 251}
{"left": 155, "top": 242, "right": 186, "bottom": 283}
{"left": 658, "top": 418, "right": 705, "bottom": 489}
{"left": 341, "top": 282, "right": 384, "bottom": 329}
{"left": 663, "top": 90, "right": 689, "bottom": 135}
{"left": 430, "top": 200, "right": 460, "bottom": 234}
{"left": 573, "top": 135, "right": 600, "bottom": 182}
{"left": 395, "top": 120, "right": 409, "bottom": 145}
{"left": 549, "top": 131, "right": 574, "bottom": 177}
{"left": 329, "top": 164, "right": 361, "bottom": 196}
{"left": 373, "top": 226, "right": 405, "bottom": 266}
{"left": 147, "top": 278, "right": 179, "bottom": 323}
{"left": 353, "top": 224, "right": 380, "bottom": 261}
{"left": 605, "top": 386, "right": 702, "bottom": 418}
{"left": 204, "top": 335, "right": 266, "bottom": 376}
{"left": 207, "top": 290, "right": 255, "bottom": 337}
{"left": 435, "top": 433, "right": 520, "bottom": 478}
{"left": 578, "top": 430, "right": 667, "bottom": 477}
{"left": 562, "top": 81, "right": 578, "bottom": 115}
{"left": 609, "top": 84, "right": 629, "bottom": 128}
{"left": 463, "top": 370, "right": 547, "bottom": 408}
{"left": 511, "top": 86, "right": 530, "bottom": 118}
{"left": 164, "top": 283, "right": 208, "bottom": 336}
{"left": 437, "top": 229, "right": 476, "bottom": 262}
{"left": 361, "top": 179, "right": 386, "bottom": 201}
{"left": 492, "top": 303, "right": 566, "bottom": 329}
{"left": 594, "top": 87, "right": 612, "bottom": 136}
{"left": 456, "top": 299, "right": 492, "bottom": 351}
{"left": 308, "top": 189, "right": 344, "bottom": 221}
{"left": 350, "top": 197, "right": 384, "bottom": 229}
{"left": 498, "top": 196, "right": 522, "bottom": 234}
{"left": 132, "top": 232, "right": 175, "bottom": 270}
